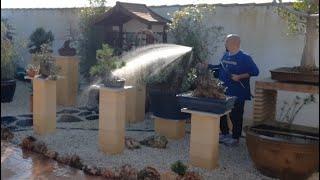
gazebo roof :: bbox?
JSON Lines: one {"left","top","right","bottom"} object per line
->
{"left": 94, "top": 1, "right": 171, "bottom": 26}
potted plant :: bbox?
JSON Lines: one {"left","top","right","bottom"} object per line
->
{"left": 245, "top": 94, "right": 319, "bottom": 179}
{"left": 177, "top": 65, "right": 237, "bottom": 114}
{"left": 270, "top": 0, "right": 319, "bottom": 84}
{"left": 1, "top": 20, "right": 17, "bottom": 103}
{"left": 89, "top": 44, "right": 126, "bottom": 88}
{"left": 26, "top": 64, "right": 39, "bottom": 78}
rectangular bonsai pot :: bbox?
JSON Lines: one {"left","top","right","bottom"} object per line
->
{"left": 270, "top": 67, "right": 319, "bottom": 84}
{"left": 177, "top": 93, "right": 237, "bottom": 114}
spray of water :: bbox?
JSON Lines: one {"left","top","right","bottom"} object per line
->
{"left": 79, "top": 43, "right": 192, "bottom": 107}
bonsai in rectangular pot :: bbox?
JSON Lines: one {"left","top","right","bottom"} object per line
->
{"left": 177, "top": 65, "right": 237, "bottom": 114}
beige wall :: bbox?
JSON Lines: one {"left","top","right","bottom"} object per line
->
{"left": 2, "top": 4, "right": 319, "bottom": 127}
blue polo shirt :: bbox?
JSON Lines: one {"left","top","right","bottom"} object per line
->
{"left": 208, "top": 50, "right": 259, "bottom": 101}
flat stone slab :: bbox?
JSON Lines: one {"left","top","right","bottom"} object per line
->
{"left": 16, "top": 119, "right": 33, "bottom": 127}
{"left": 85, "top": 115, "right": 99, "bottom": 120}
{"left": 58, "top": 115, "right": 83, "bottom": 122}
{"left": 1, "top": 116, "right": 18, "bottom": 125}
{"left": 57, "top": 109, "right": 80, "bottom": 114}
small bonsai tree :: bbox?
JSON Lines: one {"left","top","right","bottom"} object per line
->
{"left": 170, "top": 160, "right": 188, "bottom": 176}
{"left": 274, "top": 0, "right": 319, "bottom": 70}
{"left": 1, "top": 21, "right": 16, "bottom": 81}
{"left": 32, "top": 44, "right": 60, "bottom": 80}
{"left": 28, "top": 27, "right": 54, "bottom": 54}
{"left": 89, "top": 44, "right": 125, "bottom": 85}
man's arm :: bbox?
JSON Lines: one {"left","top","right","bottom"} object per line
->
{"left": 231, "top": 56, "right": 259, "bottom": 82}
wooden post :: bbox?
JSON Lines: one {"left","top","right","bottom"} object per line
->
{"left": 99, "top": 87, "right": 128, "bottom": 154}
{"left": 182, "top": 108, "right": 229, "bottom": 170}
{"left": 154, "top": 116, "right": 186, "bottom": 139}
{"left": 33, "top": 77, "right": 56, "bottom": 135}
{"left": 55, "top": 56, "right": 79, "bottom": 106}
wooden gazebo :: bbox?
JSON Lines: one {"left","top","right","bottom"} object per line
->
{"left": 94, "top": 1, "right": 171, "bottom": 52}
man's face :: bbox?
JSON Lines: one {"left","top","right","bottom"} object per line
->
{"left": 225, "top": 37, "right": 240, "bottom": 53}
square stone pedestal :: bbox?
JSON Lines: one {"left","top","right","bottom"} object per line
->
{"left": 134, "top": 85, "right": 146, "bottom": 122}
{"left": 33, "top": 77, "right": 56, "bottom": 135}
{"left": 99, "top": 87, "right": 130, "bottom": 154}
{"left": 154, "top": 116, "right": 186, "bottom": 139}
{"left": 181, "top": 108, "right": 230, "bottom": 170}
{"left": 55, "top": 56, "right": 79, "bottom": 106}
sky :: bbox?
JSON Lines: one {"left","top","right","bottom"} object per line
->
{"left": 1, "top": 0, "right": 294, "bottom": 8}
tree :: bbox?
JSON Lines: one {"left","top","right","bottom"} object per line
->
{"left": 273, "top": 0, "right": 319, "bottom": 70}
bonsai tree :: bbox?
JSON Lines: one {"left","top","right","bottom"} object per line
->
{"left": 170, "top": 160, "right": 188, "bottom": 176}
{"left": 28, "top": 27, "right": 54, "bottom": 54}
{"left": 274, "top": 0, "right": 319, "bottom": 70}
{"left": 32, "top": 44, "right": 60, "bottom": 80}
{"left": 1, "top": 21, "right": 16, "bottom": 81}
{"left": 89, "top": 44, "right": 125, "bottom": 86}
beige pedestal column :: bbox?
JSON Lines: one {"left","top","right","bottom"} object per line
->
{"left": 125, "top": 86, "right": 136, "bottom": 123}
{"left": 55, "top": 56, "right": 79, "bottom": 106}
{"left": 182, "top": 108, "right": 230, "bottom": 170}
{"left": 99, "top": 87, "right": 130, "bottom": 154}
{"left": 33, "top": 77, "right": 56, "bottom": 135}
{"left": 134, "top": 85, "right": 146, "bottom": 122}
{"left": 154, "top": 116, "right": 186, "bottom": 139}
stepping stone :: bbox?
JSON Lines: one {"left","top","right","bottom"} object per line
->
{"left": 1, "top": 116, "right": 18, "bottom": 125}
{"left": 58, "top": 115, "right": 83, "bottom": 122}
{"left": 16, "top": 119, "right": 33, "bottom": 127}
{"left": 18, "top": 114, "right": 33, "bottom": 118}
{"left": 57, "top": 109, "right": 80, "bottom": 114}
{"left": 78, "top": 111, "right": 92, "bottom": 117}
{"left": 85, "top": 115, "right": 99, "bottom": 120}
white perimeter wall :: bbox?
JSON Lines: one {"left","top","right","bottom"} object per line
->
{"left": 2, "top": 4, "right": 319, "bottom": 128}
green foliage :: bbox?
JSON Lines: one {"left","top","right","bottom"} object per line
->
{"left": 32, "top": 44, "right": 61, "bottom": 80}
{"left": 1, "top": 18, "right": 15, "bottom": 40}
{"left": 276, "top": 0, "right": 319, "bottom": 34}
{"left": 171, "top": 160, "right": 188, "bottom": 176}
{"left": 89, "top": 44, "right": 125, "bottom": 79}
{"left": 28, "top": 27, "right": 54, "bottom": 54}
{"left": 1, "top": 21, "right": 16, "bottom": 80}
{"left": 78, "top": 0, "right": 109, "bottom": 76}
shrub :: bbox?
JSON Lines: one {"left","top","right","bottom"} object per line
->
{"left": 1, "top": 21, "right": 16, "bottom": 80}
{"left": 170, "top": 160, "right": 188, "bottom": 176}
{"left": 28, "top": 27, "right": 54, "bottom": 54}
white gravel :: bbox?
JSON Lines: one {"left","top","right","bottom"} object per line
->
{"left": 5, "top": 81, "right": 276, "bottom": 180}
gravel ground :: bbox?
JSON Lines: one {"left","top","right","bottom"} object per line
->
{"left": 4, "top": 81, "right": 277, "bottom": 180}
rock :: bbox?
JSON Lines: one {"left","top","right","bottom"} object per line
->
{"left": 125, "top": 137, "right": 141, "bottom": 150}
{"left": 57, "top": 109, "right": 80, "bottom": 114}
{"left": 18, "top": 114, "right": 33, "bottom": 118}
{"left": 86, "top": 84, "right": 101, "bottom": 111}
{"left": 44, "top": 150, "right": 58, "bottom": 159}
{"left": 58, "top": 40, "right": 76, "bottom": 56}
{"left": 21, "top": 136, "right": 37, "bottom": 150}
{"left": 85, "top": 115, "right": 99, "bottom": 121}
{"left": 102, "top": 168, "right": 116, "bottom": 179}
{"left": 6, "top": 126, "right": 18, "bottom": 131}
{"left": 161, "top": 171, "right": 179, "bottom": 180}
{"left": 16, "top": 119, "right": 33, "bottom": 127}
{"left": 78, "top": 111, "right": 92, "bottom": 117}
{"left": 119, "top": 164, "right": 138, "bottom": 180}
{"left": 1, "top": 116, "right": 18, "bottom": 125}
{"left": 178, "top": 172, "right": 202, "bottom": 180}
{"left": 1, "top": 127, "right": 14, "bottom": 140}
{"left": 140, "top": 135, "right": 168, "bottom": 149}
{"left": 83, "top": 165, "right": 102, "bottom": 176}
{"left": 33, "top": 141, "right": 48, "bottom": 154}
{"left": 58, "top": 115, "right": 83, "bottom": 122}
{"left": 57, "top": 155, "right": 72, "bottom": 164}
{"left": 69, "top": 154, "right": 84, "bottom": 169}
{"left": 137, "top": 166, "right": 160, "bottom": 180}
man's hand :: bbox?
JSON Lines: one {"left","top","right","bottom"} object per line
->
{"left": 231, "top": 73, "right": 250, "bottom": 81}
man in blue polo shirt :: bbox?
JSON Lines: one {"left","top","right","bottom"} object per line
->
{"left": 206, "top": 34, "right": 259, "bottom": 146}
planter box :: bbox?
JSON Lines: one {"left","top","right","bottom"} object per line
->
{"left": 270, "top": 67, "right": 319, "bottom": 84}
{"left": 154, "top": 116, "right": 186, "bottom": 139}
{"left": 177, "top": 93, "right": 236, "bottom": 114}
{"left": 245, "top": 123, "right": 319, "bottom": 180}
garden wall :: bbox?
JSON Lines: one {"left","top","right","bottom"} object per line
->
{"left": 2, "top": 3, "right": 319, "bottom": 128}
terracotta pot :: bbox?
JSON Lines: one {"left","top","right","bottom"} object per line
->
{"left": 245, "top": 124, "right": 319, "bottom": 180}
{"left": 270, "top": 67, "right": 319, "bottom": 84}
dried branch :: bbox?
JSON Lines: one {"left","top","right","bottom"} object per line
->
{"left": 272, "top": 0, "right": 319, "bottom": 18}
